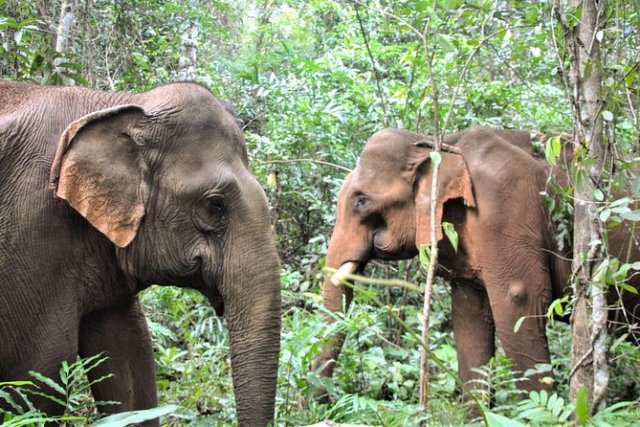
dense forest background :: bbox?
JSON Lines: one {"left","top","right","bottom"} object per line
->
{"left": 1, "top": 0, "right": 639, "bottom": 426}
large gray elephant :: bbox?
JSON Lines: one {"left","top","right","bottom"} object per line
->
{"left": 312, "top": 126, "right": 639, "bottom": 395}
{"left": 0, "top": 80, "right": 281, "bottom": 426}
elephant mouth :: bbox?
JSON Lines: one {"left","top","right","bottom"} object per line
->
{"left": 372, "top": 246, "right": 418, "bottom": 261}
{"left": 192, "top": 255, "right": 225, "bottom": 317}
{"left": 330, "top": 261, "right": 360, "bottom": 286}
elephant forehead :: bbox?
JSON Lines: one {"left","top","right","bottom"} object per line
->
{"left": 361, "top": 139, "right": 412, "bottom": 166}
{"left": 349, "top": 165, "right": 411, "bottom": 200}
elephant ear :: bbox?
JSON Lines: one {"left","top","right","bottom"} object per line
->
{"left": 412, "top": 143, "right": 476, "bottom": 247}
{"left": 49, "top": 105, "right": 150, "bottom": 248}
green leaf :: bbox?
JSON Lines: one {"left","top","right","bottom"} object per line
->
{"left": 93, "top": 404, "right": 178, "bottom": 427}
{"left": 486, "top": 411, "right": 528, "bottom": 427}
{"left": 28, "top": 371, "right": 65, "bottom": 396}
{"left": 525, "top": 7, "right": 539, "bottom": 24}
{"left": 595, "top": 30, "right": 604, "bottom": 42}
{"left": 442, "top": 0, "right": 463, "bottom": 10}
{"left": 545, "top": 136, "right": 561, "bottom": 166}
{"left": 442, "top": 221, "right": 459, "bottom": 252}
{"left": 618, "top": 282, "right": 638, "bottom": 294}
{"left": 547, "top": 297, "right": 565, "bottom": 317}
{"left": 602, "top": 110, "right": 613, "bottom": 121}
{"left": 430, "top": 150, "right": 442, "bottom": 166}
{"left": 0, "top": 381, "right": 34, "bottom": 387}
{"left": 419, "top": 244, "right": 430, "bottom": 268}
{"left": 620, "top": 209, "right": 640, "bottom": 221}
{"left": 575, "top": 386, "right": 589, "bottom": 425}
{"left": 593, "top": 188, "right": 604, "bottom": 201}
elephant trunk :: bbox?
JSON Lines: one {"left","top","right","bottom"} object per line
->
{"left": 312, "top": 249, "right": 360, "bottom": 379}
{"left": 222, "top": 222, "right": 281, "bottom": 426}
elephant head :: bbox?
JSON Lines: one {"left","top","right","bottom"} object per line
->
{"left": 313, "top": 128, "right": 475, "bottom": 379}
{"left": 48, "top": 83, "right": 280, "bottom": 425}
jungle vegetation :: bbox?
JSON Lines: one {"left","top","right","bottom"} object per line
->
{"left": 1, "top": 0, "right": 639, "bottom": 425}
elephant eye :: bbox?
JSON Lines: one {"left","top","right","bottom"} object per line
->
{"left": 196, "top": 195, "right": 228, "bottom": 235}
{"left": 354, "top": 194, "right": 368, "bottom": 210}
{"left": 206, "top": 196, "right": 226, "bottom": 219}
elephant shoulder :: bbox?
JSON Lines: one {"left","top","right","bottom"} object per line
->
{"left": 458, "top": 128, "right": 537, "bottom": 165}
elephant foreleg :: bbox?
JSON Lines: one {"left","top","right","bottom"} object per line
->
{"left": 451, "top": 280, "right": 496, "bottom": 388}
{"left": 483, "top": 272, "right": 552, "bottom": 391}
{"left": 79, "top": 297, "right": 158, "bottom": 424}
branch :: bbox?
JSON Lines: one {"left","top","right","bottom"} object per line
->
{"left": 419, "top": 15, "right": 439, "bottom": 409}
{"left": 415, "top": 139, "right": 463, "bottom": 155}
{"left": 259, "top": 158, "right": 352, "bottom": 173}
{"left": 353, "top": 3, "right": 393, "bottom": 127}
{"left": 323, "top": 267, "right": 420, "bottom": 292}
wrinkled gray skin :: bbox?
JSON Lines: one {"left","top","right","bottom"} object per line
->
{"left": 312, "top": 127, "right": 640, "bottom": 397}
{"left": 0, "top": 80, "right": 280, "bottom": 426}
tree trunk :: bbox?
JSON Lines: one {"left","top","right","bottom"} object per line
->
{"left": 178, "top": 21, "right": 198, "bottom": 81}
{"left": 563, "top": 0, "right": 609, "bottom": 414}
{"left": 55, "top": 0, "right": 76, "bottom": 80}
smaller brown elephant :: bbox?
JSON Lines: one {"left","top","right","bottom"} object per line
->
{"left": 312, "top": 126, "right": 640, "bottom": 396}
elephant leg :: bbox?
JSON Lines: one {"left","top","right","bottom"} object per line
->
{"left": 451, "top": 280, "right": 496, "bottom": 389}
{"left": 79, "top": 297, "right": 158, "bottom": 424}
{"left": 482, "top": 269, "right": 552, "bottom": 391}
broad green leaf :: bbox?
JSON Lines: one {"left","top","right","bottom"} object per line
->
{"left": 602, "top": 110, "right": 613, "bottom": 121}
{"left": 593, "top": 188, "right": 604, "bottom": 201}
{"left": 267, "top": 172, "right": 278, "bottom": 188}
{"left": 486, "top": 411, "right": 528, "bottom": 427}
{"left": 547, "top": 298, "right": 565, "bottom": 317}
{"left": 93, "top": 404, "right": 178, "bottom": 427}
{"left": 575, "top": 386, "right": 589, "bottom": 425}
{"left": 620, "top": 209, "right": 640, "bottom": 221}
{"left": 442, "top": 0, "right": 463, "bottom": 10}
{"left": 525, "top": 7, "right": 539, "bottom": 24}
{"left": 545, "top": 136, "right": 561, "bottom": 166}
{"left": 442, "top": 221, "right": 459, "bottom": 252}
{"left": 618, "top": 282, "right": 638, "bottom": 294}
{"left": 609, "top": 197, "right": 631, "bottom": 207}
{"left": 419, "top": 244, "right": 430, "bottom": 268}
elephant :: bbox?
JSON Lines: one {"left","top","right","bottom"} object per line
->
{"left": 311, "top": 126, "right": 640, "bottom": 397}
{"left": 0, "top": 80, "right": 281, "bottom": 426}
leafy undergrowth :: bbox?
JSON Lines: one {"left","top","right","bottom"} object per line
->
{"left": 1, "top": 277, "right": 638, "bottom": 426}
{"left": 135, "top": 269, "right": 640, "bottom": 426}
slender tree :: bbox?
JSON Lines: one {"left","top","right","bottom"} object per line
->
{"left": 554, "top": 0, "right": 609, "bottom": 414}
{"left": 54, "top": 0, "right": 76, "bottom": 81}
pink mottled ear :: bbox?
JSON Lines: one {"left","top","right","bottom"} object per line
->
{"left": 413, "top": 148, "right": 475, "bottom": 248}
{"left": 49, "top": 105, "right": 150, "bottom": 248}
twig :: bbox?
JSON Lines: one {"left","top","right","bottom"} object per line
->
{"left": 415, "top": 139, "right": 463, "bottom": 155}
{"left": 323, "top": 267, "right": 421, "bottom": 292}
{"left": 259, "top": 158, "right": 352, "bottom": 172}
{"left": 353, "top": 3, "right": 393, "bottom": 127}
{"left": 568, "top": 346, "right": 593, "bottom": 381}
{"left": 419, "top": 14, "right": 439, "bottom": 410}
